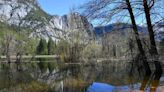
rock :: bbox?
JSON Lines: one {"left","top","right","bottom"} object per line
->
{"left": 0, "top": 0, "right": 93, "bottom": 42}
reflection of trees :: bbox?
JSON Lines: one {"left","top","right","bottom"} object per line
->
{"left": 81, "top": 0, "right": 163, "bottom": 91}
{"left": 1, "top": 61, "right": 157, "bottom": 92}
{"left": 5, "top": 66, "right": 12, "bottom": 89}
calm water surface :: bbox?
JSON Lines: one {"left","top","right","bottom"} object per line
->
{"left": 0, "top": 60, "right": 163, "bottom": 92}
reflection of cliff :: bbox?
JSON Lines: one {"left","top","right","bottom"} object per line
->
{"left": 0, "top": 60, "right": 141, "bottom": 92}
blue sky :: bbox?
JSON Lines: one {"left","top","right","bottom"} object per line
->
{"left": 37, "top": 0, "right": 87, "bottom": 16}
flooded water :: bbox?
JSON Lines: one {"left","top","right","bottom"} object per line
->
{"left": 0, "top": 60, "right": 163, "bottom": 92}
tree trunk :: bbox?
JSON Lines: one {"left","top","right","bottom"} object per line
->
{"left": 143, "top": 0, "right": 162, "bottom": 78}
{"left": 126, "top": 0, "right": 151, "bottom": 76}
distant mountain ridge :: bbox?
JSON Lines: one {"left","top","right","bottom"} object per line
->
{"left": 94, "top": 23, "right": 147, "bottom": 36}
{"left": 94, "top": 23, "right": 164, "bottom": 41}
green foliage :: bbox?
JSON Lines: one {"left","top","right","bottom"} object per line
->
{"left": 36, "top": 39, "right": 48, "bottom": 55}
{"left": 47, "top": 38, "right": 56, "bottom": 55}
{"left": 24, "top": 39, "right": 38, "bottom": 55}
{"left": 17, "top": 0, "right": 36, "bottom": 5}
{"left": 55, "top": 39, "right": 70, "bottom": 55}
{"left": 0, "top": 64, "right": 10, "bottom": 70}
{"left": 48, "top": 62, "right": 57, "bottom": 73}
{"left": 36, "top": 39, "right": 48, "bottom": 72}
{"left": 0, "top": 22, "right": 37, "bottom": 55}
{"left": 0, "top": 22, "right": 31, "bottom": 39}
{"left": 81, "top": 41, "right": 102, "bottom": 59}
{"left": 24, "top": 7, "right": 52, "bottom": 23}
{"left": 30, "top": 62, "right": 38, "bottom": 69}
{"left": 38, "top": 61, "right": 48, "bottom": 73}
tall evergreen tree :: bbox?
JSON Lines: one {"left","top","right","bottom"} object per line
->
{"left": 36, "top": 39, "right": 48, "bottom": 73}
{"left": 47, "top": 38, "right": 56, "bottom": 55}
{"left": 36, "top": 39, "right": 47, "bottom": 55}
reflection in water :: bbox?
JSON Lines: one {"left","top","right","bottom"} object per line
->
{"left": 0, "top": 60, "right": 163, "bottom": 92}
{"left": 151, "top": 80, "right": 160, "bottom": 92}
{"left": 87, "top": 82, "right": 140, "bottom": 92}
{"left": 140, "top": 76, "right": 150, "bottom": 91}
{"left": 139, "top": 60, "right": 163, "bottom": 92}
{"left": 140, "top": 75, "right": 162, "bottom": 92}
{"left": 87, "top": 83, "right": 115, "bottom": 92}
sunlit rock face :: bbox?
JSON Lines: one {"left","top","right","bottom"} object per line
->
{"left": 0, "top": 0, "right": 93, "bottom": 42}
{"left": 49, "top": 13, "right": 94, "bottom": 42}
{"left": 50, "top": 13, "right": 93, "bottom": 31}
{"left": 0, "top": 0, "right": 37, "bottom": 25}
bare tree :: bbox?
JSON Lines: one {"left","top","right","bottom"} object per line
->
{"left": 125, "top": 0, "right": 151, "bottom": 75}
{"left": 81, "top": 0, "right": 151, "bottom": 75}
{"left": 81, "top": 0, "right": 164, "bottom": 91}
{"left": 142, "top": 0, "right": 162, "bottom": 78}
{"left": 139, "top": 1, "right": 163, "bottom": 91}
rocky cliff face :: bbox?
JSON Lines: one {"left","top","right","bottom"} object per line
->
{"left": 0, "top": 0, "right": 37, "bottom": 25}
{"left": 0, "top": 0, "right": 93, "bottom": 42}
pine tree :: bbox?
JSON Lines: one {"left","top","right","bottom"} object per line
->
{"left": 36, "top": 39, "right": 48, "bottom": 72}
{"left": 36, "top": 39, "right": 47, "bottom": 55}
{"left": 47, "top": 38, "right": 56, "bottom": 55}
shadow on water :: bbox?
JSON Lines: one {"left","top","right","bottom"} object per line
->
{"left": 0, "top": 59, "right": 163, "bottom": 92}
